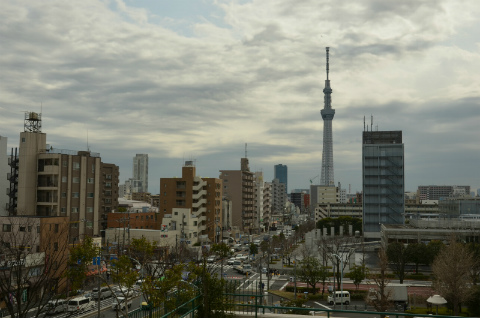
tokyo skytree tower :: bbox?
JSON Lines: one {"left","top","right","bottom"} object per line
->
{"left": 320, "top": 47, "right": 335, "bottom": 186}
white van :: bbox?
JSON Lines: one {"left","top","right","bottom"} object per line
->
{"left": 327, "top": 291, "right": 350, "bottom": 305}
{"left": 93, "top": 286, "right": 112, "bottom": 300}
{"left": 46, "top": 299, "right": 68, "bottom": 314}
{"left": 67, "top": 297, "right": 94, "bottom": 312}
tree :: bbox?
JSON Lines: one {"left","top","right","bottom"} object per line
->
{"left": 211, "top": 242, "right": 231, "bottom": 278}
{"left": 466, "top": 242, "right": 480, "bottom": 285}
{"left": 426, "top": 240, "right": 444, "bottom": 265}
{"left": 0, "top": 217, "right": 71, "bottom": 318}
{"left": 386, "top": 242, "right": 409, "bottom": 283}
{"left": 349, "top": 264, "right": 367, "bottom": 290}
{"left": 317, "top": 235, "right": 357, "bottom": 290}
{"left": 66, "top": 235, "right": 99, "bottom": 292}
{"left": 406, "top": 242, "right": 428, "bottom": 273}
{"left": 297, "top": 257, "right": 328, "bottom": 295}
{"left": 366, "top": 248, "right": 392, "bottom": 317}
{"left": 249, "top": 243, "right": 258, "bottom": 256}
{"left": 432, "top": 238, "right": 474, "bottom": 316}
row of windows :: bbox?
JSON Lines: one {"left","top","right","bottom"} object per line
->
{"left": 61, "top": 207, "right": 94, "bottom": 213}
{"left": 2, "top": 223, "right": 60, "bottom": 233}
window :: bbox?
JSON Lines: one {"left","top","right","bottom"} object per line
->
{"left": 61, "top": 192, "right": 66, "bottom": 198}
{"left": 106, "top": 174, "right": 112, "bottom": 180}
{"left": 71, "top": 223, "right": 78, "bottom": 229}
{"left": 87, "top": 193, "right": 94, "bottom": 198}
{"left": 105, "top": 190, "right": 111, "bottom": 196}
{"left": 54, "top": 242, "right": 58, "bottom": 251}
{"left": 3, "top": 224, "right": 12, "bottom": 232}
{"left": 87, "top": 207, "right": 93, "bottom": 213}
{"left": 91, "top": 164, "right": 95, "bottom": 173}
{"left": 87, "top": 178, "right": 94, "bottom": 183}
{"left": 73, "top": 177, "right": 80, "bottom": 183}
{"left": 63, "top": 161, "right": 68, "bottom": 167}
{"left": 105, "top": 198, "right": 111, "bottom": 203}
{"left": 22, "top": 137, "right": 26, "bottom": 142}
{"left": 54, "top": 224, "right": 59, "bottom": 233}
{"left": 62, "top": 176, "right": 67, "bottom": 183}
{"left": 72, "top": 192, "right": 79, "bottom": 198}
{"left": 28, "top": 226, "right": 32, "bottom": 232}
{"left": 37, "top": 226, "right": 40, "bottom": 232}
{"left": 72, "top": 207, "right": 79, "bottom": 213}
{"left": 86, "top": 221, "right": 93, "bottom": 228}
{"left": 61, "top": 207, "right": 66, "bottom": 213}
{"left": 105, "top": 182, "right": 111, "bottom": 188}
{"left": 73, "top": 162, "right": 80, "bottom": 170}
{"left": 19, "top": 226, "right": 26, "bottom": 232}
{"left": 174, "top": 212, "right": 178, "bottom": 215}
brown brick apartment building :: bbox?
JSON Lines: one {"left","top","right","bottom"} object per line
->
{"left": 159, "top": 162, "right": 222, "bottom": 243}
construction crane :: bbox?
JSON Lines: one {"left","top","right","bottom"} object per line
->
{"left": 309, "top": 175, "right": 320, "bottom": 184}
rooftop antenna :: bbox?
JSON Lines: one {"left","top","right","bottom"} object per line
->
{"left": 363, "top": 116, "right": 365, "bottom": 131}
{"left": 245, "top": 143, "right": 247, "bottom": 158}
{"left": 371, "top": 115, "right": 373, "bottom": 131}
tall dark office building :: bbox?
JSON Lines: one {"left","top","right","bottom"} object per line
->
{"left": 274, "top": 164, "right": 288, "bottom": 193}
{"left": 362, "top": 130, "right": 404, "bottom": 240}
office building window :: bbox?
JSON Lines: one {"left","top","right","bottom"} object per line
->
{"left": 61, "top": 192, "right": 66, "bottom": 198}
{"left": 62, "top": 176, "right": 67, "bottom": 183}
{"left": 72, "top": 207, "right": 79, "bottom": 213}
{"left": 73, "top": 177, "right": 80, "bottom": 183}
{"left": 87, "top": 207, "right": 93, "bottom": 213}
{"left": 87, "top": 193, "right": 94, "bottom": 198}
{"left": 3, "top": 224, "right": 12, "bottom": 232}
{"left": 73, "top": 162, "right": 80, "bottom": 170}
{"left": 72, "top": 192, "right": 79, "bottom": 198}
{"left": 63, "top": 160, "right": 68, "bottom": 167}
{"left": 87, "top": 178, "right": 94, "bottom": 183}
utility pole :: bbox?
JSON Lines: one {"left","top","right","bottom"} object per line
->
{"left": 294, "top": 256, "right": 297, "bottom": 299}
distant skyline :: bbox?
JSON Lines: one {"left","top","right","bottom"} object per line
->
{"left": 1, "top": 0, "right": 479, "bottom": 195}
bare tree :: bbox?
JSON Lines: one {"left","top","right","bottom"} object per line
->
{"left": 366, "top": 248, "right": 393, "bottom": 317}
{"left": 317, "top": 235, "right": 357, "bottom": 290}
{"left": 0, "top": 216, "right": 70, "bottom": 318}
{"left": 432, "top": 237, "right": 474, "bottom": 316}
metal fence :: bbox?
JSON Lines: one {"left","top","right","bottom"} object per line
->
{"left": 127, "top": 294, "right": 201, "bottom": 318}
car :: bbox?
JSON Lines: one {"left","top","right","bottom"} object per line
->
{"left": 253, "top": 239, "right": 261, "bottom": 245}
{"left": 233, "top": 244, "right": 242, "bottom": 251}
{"left": 227, "top": 258, "right": 236, "bottom": 265}
{"left": 207, "top": 256, "right": 216, "bottom": 263}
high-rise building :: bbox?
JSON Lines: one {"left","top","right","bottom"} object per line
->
{"left": 219, "top": 158, "right": 256, "bottom": 234}
{"left": 274, "top": 164, "right": 288, "bottom": 193}
{"left": 0, "top": 136, "right": 8, "bottom": 216}
{"left": 320, "top": 47, "right": 335, "bottom": 186}
{"left": 159, "top": 161, "right": 222, "bottom": 243}
{"left": 362, "top": 130, "right": 404, "bottom": 240}
{"left": 254, "top": 171, "right": 264, "bottom": 232}
{"left": 8, "top": 112, "right": 119, "bottom": 242}
{"left": 133, "top": 154, "right": 148, "bottom": 193}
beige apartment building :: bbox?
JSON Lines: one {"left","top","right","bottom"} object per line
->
{"left": 8, "top": 113, "right": 119, "bottom": 243}
{"left": 159, "top": 161, "right": 222, "bottom": 243}
{"left": 219, "top": 158, "right": 256, "bottom": 234}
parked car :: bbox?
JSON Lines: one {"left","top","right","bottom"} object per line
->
{"left": 46, "top": 299, "right": 68, "bottom": 315}
{"left": 207, "top": 256, "right": 216, "bottom": 263}
{"left": 233, "top": 244, "right": 242, "bottom": 251}
{"left": 227, "top": 258, "right": 236, "bottom": 265}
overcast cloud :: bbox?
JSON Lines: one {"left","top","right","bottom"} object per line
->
{"left": 1, "top": 0, "right": 479, "bottom": 195}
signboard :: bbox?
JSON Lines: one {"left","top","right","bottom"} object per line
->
{"left": 92, "top": 257, "right": 101, "bottom": 266}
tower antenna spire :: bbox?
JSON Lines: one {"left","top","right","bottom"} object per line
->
{"left": 326, "top": 47, "right": 330, "bottom": 80}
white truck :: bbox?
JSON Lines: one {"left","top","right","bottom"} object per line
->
{"left": 234, "top": 263, "right": 254, "bottom": 275}
{"left": 112, "top": 288, "right": 133, "bottom": 310}
{"left": 112, "top": 297, "right": 132, "bottom": 310}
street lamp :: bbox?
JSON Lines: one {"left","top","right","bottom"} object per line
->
{"left": 331, "top": 253, "right": 343, "bottom": 310}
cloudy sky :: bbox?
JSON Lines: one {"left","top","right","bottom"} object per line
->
{"left": 1, "top": 0, "right": 479, "bottom": 195}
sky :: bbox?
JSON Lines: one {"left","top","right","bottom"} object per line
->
{"left": 1, "top": 0, "right": 479, "bottom": 195}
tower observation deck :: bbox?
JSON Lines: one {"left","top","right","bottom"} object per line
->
{"left": 320, "top": 47, "right": 335, "bottom": 186}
